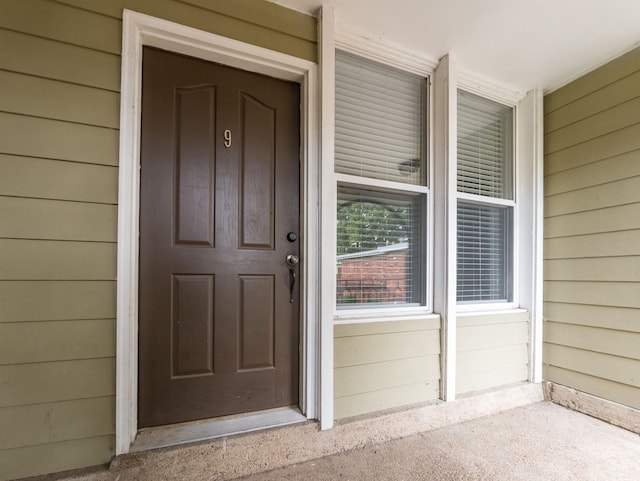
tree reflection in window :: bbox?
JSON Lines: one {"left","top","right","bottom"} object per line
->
{"left": 336, "top": 187, "right": 422, "bottom": 306}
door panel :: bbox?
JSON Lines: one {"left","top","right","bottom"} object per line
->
{"left": 174, "top": 85, "right": 216, "bottom": 247}
{"left": 138, "top": 47, "right": 300, "bottom": 428}
{"left": 240, "top": 93, "right": 275, "bottom": 249}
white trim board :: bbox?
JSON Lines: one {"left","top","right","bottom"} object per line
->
{"left": 116, "top": 10, "right": 320, "bottom": 455}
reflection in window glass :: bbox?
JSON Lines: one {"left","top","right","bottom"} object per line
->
{"left": 337, "top": 186, "right": 423, "bottom": 306}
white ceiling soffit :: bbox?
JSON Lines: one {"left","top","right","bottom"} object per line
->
{"left": 271, "top": 0, "right": 640, "bottom": 93}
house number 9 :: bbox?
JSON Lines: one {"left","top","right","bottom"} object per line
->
{"left": 224, "top": 129, "right": 232, "bottom": 148}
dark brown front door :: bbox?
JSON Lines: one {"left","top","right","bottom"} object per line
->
{"left": 138, "top": 47, "right": 300, "bottom": 428}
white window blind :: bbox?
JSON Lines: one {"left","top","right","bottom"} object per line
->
{"left": 457, "top": 202, "right": 511, "bottom": 302}
{"left": 457, "top": 90, "right": 513, "bottom": 199}
{"left": 456, "top": 90, "right": 514, "bottom": 303}
{"left": 335, "top": 50, "right": 426, "bottom": 185}
{"left": 336, "top": 186, "right": 422, "bottom": 306}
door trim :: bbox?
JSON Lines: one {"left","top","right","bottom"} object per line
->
{"left": 116, "top": 10, "right": 320, "bottom": 455}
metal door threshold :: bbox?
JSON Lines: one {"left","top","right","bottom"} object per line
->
{"left": 131, "top": 407, "right": 307, "bottom": 452}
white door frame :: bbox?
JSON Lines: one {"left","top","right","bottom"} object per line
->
{"left": 116, "top": 10, "right": 320, "bottom": 455}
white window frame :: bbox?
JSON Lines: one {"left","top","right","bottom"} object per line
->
{"left": 331, "top": 34, "right": 436, "bottom": 323}
{"left": 455, "top": 87, "right": 519, "bottom": 312}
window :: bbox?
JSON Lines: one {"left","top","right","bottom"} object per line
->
{"left": 456, "top": 90, "right": 514, "bottom": 303}
{"left": 335, "top": 50, "right": 428, "bottom": 308}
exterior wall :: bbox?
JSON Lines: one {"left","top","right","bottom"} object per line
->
{"left": 543, "top": 47, "right": 640, "bottom": 411}
{"left": 456, "top": 311, "right": 529, "bottom": 394}
{"left": 0, "top": 1, "right": 316, "bottom": 479}
{"left": 334, "top": 318, "right": 441, "bottom": 419}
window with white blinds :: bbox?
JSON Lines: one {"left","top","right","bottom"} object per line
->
{"left": 334, "top": 50, "right": 428, "bottom": 309}
{"left": 456, "top": 90, "right": 514, "bottom": 303}
{"left": 335, "top": 50, "right": 427, "bottom": 185}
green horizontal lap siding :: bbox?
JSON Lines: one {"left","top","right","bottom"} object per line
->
{"left": 544, "top": 46, "right": 640, "bottom": 411}
{"left": 0, "top": 319, "right": 116, "bottom": 365}
{"left": 334, "top": 318, "right": 441, "bottom": 419}
{"left": 0, "top": 436, "right": 114, "bottom": 481}
{"left": 0, "top": 397, "right": 115, "bottom": 451}
{"left": 0, "top": 29, "right": 121, "bottom": 91}
{"left": 49, "top": 0, "right": 317, "bottom": 61}
{"left": 0, "top": 358, "right": 115, "bottom": 408}
{"left": 0, "top": 155, "right": 118, "bottom": 204}
{"left": 0, "top": 281, "right": 116, "bottom": 323}
{"left": 1, "top": 0, "right": 316, "bottom": 478}
{"left": 456, "top": 311, "right": 529, "bottom": 395}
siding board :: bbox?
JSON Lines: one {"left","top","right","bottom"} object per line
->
{"left": 544, "top": 344, "right": 639, "bottom": 388}
{"left": 334, "top": 356, "right": 440, "bottom": 398}
{"left": 52, "top": 0, "right": 317, "bottom": 62}
{"left": 0, "top": 29, "right": 121, "bottom": 91}
{"left": 0, "top": 113, "right": 119, "bottom": 166}
{"left": 0, "top": 239, "right": 116, "bottom": 280}
{"left": 544, "top": 257, "right": 640, "bottom": 282}
{"left": 545, "top": 96, "right": 640, "bottom": 154}
{"left": 0, "top": 0, "right": 121, "bottom": 54}
{"left": 544, "top": 230, "right": 640, "bottom": 259}
{"left": 544, "top": 202, "right": 640, "bottom": 238}
{"left": 0, "top": 396, "right": 114, "bottom": 450}
{"left": 544, "top": 322, "right": 640, "bottom": 360}
{"left": 545, "top": 47, "right": 640, "bottom": 113}
{"left": 545, "top": 69, "right": 640, "bottom": 132}
{"left": 457, "top": 322, "right": 529, "bottom": 352}
{"left": 57, "top": 0, "right": 316, "bottom": 41}
{"left": 545, "top": 150, "right": 640, "bottom": 196}
{"left": 0, "top": 319, "right": 116, "bottom": 365}
{"left": 0, "top": 281, "right": 116, "bottom": 323}
{"left": 544, "top": 123, "right": 640, "bottom": 174}
{"left": 0, "top": 197, "right": 117, "bottom": 242}
{"left": 0, "top": 70, "right": 120, "bottom": 128}
{"left": 181, "top": 0, "right": 316, "bottom": 41}
{"left": 334, "top": 330, "right": 440, "bottom": 368}
{"left": 0, "top": 154, "right": 118, "bottom": 204}
{"left": 0, "top": 434, "right": 114, "bottom": 481}
{"left": 0, "top": 358, "right": 115, "bottom": 408}
{"left": 457, "top": 365, "right": 529, "bottom": 394}
{"left": 544, "top": 302, "right": 640, "bottom": 333}
{"left": 544, "top": 176, "right": 640, "bottom": 217}
{"left": 544, "top": 281, "right": 640, "bottom": 309}
{"left": 334, "top": 383, "right": 439, "bottom": 420}
{"left": 457, "top": 344, "right": 529, "bottom": 376}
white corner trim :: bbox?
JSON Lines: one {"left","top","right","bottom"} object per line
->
{"left": 116, "top": 9, "right": 319, "bottom": 455}
{"left": 433, "top": 53, "right": 458, "bottom": 402}
{"left": 531, "top": 88, "right": 544, "bottom": 383}
{"left": 318, "top": 4, "right": 336, "bottom": 431}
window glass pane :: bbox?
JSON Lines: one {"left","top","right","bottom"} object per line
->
{"left": 457, "top": 90, "right": 513, "bottom": 199}
{"left": 337, "top": 186, "right": 423, "bottom": 306}
{"left": 457, "top": 202, "right": 512, "bottom": 302}
{"left": 335, "top": 50, "right": 427, "bottom": 185}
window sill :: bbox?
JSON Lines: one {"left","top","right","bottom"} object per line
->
{"left": 334, "top": 307, "right": 438, "bottom": 325}
{"left": 456, "top": 305, "right": 527, "bottom": 316}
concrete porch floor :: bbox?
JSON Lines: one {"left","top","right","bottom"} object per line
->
{"left": 28, "top": 385, "right": 640, "bottom": 481}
